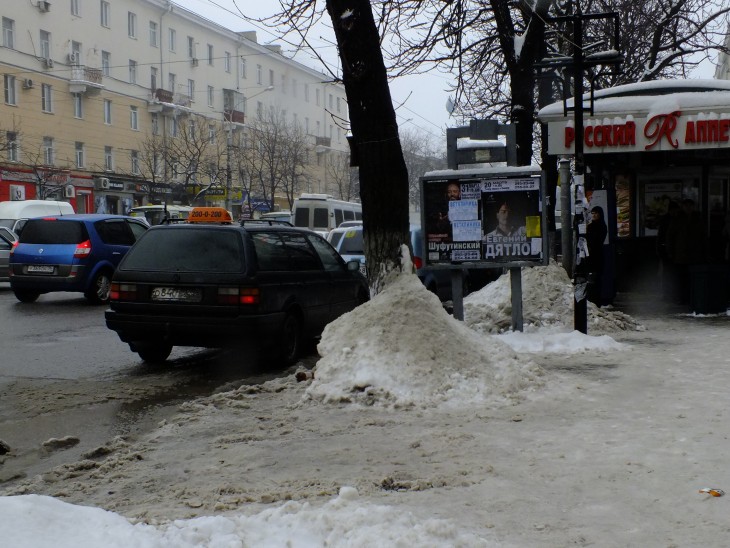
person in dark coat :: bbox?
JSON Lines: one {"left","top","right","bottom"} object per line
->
{"left": 586, "top": 205, "right": 608, "bottom": 306}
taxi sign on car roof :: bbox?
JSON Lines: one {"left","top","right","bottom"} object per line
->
{"left": 187, "top": 207, "right": 233, "bottom": 224}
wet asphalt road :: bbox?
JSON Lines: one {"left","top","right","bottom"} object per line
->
{"left": 0, "top": 283, "right": 315, "bottom": 487}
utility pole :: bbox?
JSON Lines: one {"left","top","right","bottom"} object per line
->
{"left": 536, "top": 1, "right": 621, "bottom": 333}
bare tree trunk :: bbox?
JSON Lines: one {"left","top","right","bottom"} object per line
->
{"left": 326, "top": 0, "right": 410, "bottom": 292}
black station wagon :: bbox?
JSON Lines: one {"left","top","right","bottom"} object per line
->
{"left": 105, "top": 220, "right": 369, "bottom": 364}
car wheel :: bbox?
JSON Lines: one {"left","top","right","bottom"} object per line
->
{"left": 85, "top": 271, "right": 112, "bottom": 304}
{"left": 279, "top": 313, "right": 301, "bottom": 365}
{"left": 135, "top": 342, "right": 172, "bottom": 364}
{"left": 14, "top": 289, "right": 40, "bottom": 303}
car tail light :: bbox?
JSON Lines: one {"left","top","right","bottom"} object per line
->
{"left": 240, "top": 287, "right": 260, "bottom": 305}
{"left": 9, "top": 241, "right": 18, "bottom": 254}
{"left": 216, "top": 287, "right": 260, "bottom": 305}
{"left": 412, "top": 255, "right": 423, "bottom": 269}
{"left": 73, "top": 240, "right": 92, "bottom": 258}
{"left": 217, "top": 287, "right": 239, "bottom": 305}
{"left": 110, "top": 282, "right": 137, "bottom": 301}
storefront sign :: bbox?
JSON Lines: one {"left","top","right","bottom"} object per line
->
{"left": 550, "top": 111, "right": 730, "bottom": 154}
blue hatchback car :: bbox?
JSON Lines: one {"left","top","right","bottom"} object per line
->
{"left": 9, "top": 214, "right": 149, "bottom": 304}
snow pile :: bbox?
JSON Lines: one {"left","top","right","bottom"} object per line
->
{"left": 464, "top": 261, "right": 645, "bottom": 334}
{"left": 2, "top": 488, "right": 493, "bottom": 547}
{"left": 307, "top": 270, "right": 544, "bottom": 409}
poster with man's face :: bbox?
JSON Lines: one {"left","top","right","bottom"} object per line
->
{"left": 421, "top": 173, "right": 545, "bottom": 266}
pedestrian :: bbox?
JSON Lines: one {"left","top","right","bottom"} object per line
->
{"left": 585, "top": 205, "right": 608, "bottom": 306}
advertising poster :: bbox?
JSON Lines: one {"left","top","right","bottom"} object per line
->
{"left": 422, "top": 172, "right": 546, "bottom": 267}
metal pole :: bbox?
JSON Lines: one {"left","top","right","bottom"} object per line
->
{"left": 451, "top": 270, "right": 464, "bottom": 321}
{"left": 559, "top": 158, "right": 573, "bottom": 272}
{"left": 225, "top": 122, "right": 232, "bottom": 213}
{"left": 572, "top": 3, "right": 588, "bottom": 334}
{"left": 510, "top": 267, "right": 523, "bottom": 331}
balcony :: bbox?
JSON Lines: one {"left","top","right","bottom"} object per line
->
{"left": 148, "top": 88, "right": 192, "bottom": 115}
{"left": 69, "top": 66, "right": 103, "bottom": 95}
{"left": 315, "top": 136, "right": 331, "bottom": 148}
{"left": 224, "top": 109, "right": 245, "bottom": 125}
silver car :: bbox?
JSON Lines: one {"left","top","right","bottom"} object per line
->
{"left": 0, "top": 226, "right": 18, "bottom": 282}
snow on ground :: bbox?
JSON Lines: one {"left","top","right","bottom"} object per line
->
{"left": 4, "top": 263, "right": 730, "bottom": 547}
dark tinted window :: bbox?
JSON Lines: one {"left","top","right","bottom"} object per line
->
{"left": 121, "top": 228, "right": 244, "bottom": 272}
{"left": 343, "top": 210, "right": 355, "bottom": 221}
{"left": 335, "top": 209, "right": 343, "bottom": 227}
{"left": 127, "top": 220, "right": 148, "bottom": 240}
{"left": 95, "top": 219, "right": 135, "bottom": 245}
{"left": 20, "top": 220, "right": 87, "bottom": 244}
{"left": 282, "top": 232, "right": 321, "bottom": 270}
{"left": 308, "top": 234, "right": 344, "bottom": 272}
{"left": 355, "top": 211, "right": 362, "bottom": 220}
{"left": 312, "top": 207, "right": 328, "bottom": 229}
{"left": 339, "top": 229, "right": 364, "bottom": 254}
{"left": 293, "top": 207, "right": 309, "bottom": 228}
{"left": 252, "top": 232, "right": 289, "bottom": 271}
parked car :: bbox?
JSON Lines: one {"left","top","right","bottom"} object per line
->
{"left": 105, "top": 217, "right": 369, "bottom": 364}
{"left": 0, "top": 226, "right": 18, "bottom": 282}
{"left": 9, "top": 214, "right": 149, "bottom": 304}
{"left": 258, "top": 211, "right": 292, "bottom": 224}
{"left": 328, "top": 224, "right": 497, "bottom": 301}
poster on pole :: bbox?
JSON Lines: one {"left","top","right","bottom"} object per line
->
{"left": 420, "top": 168, "right": 547, "bottom": 268}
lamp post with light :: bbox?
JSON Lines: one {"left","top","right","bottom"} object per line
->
{"left": 225, "top": 85, "right": 274, "bottom": 214}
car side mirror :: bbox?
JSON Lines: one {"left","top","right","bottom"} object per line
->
{"left": 347, "top": 260, "right": 361, "bottom": 272}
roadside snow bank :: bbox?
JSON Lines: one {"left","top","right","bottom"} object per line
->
{"left": 308, "top": 271, "right": 544, "bottom": 409}
{"left": 464, "top": 261, "right": 645, "bottom": 334}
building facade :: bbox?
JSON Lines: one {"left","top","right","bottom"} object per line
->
{"left": 0, "top": 0, "right": 350, "bottom": 216}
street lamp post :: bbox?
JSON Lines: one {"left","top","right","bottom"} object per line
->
{"left": 225, "top": 85, "right": 274, "bottom": 214}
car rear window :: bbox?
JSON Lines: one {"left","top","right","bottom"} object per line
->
{"left": 121, "top": 228, "right": 244, "bottom": 272}
{"left": 339, "top": 230, "right": 364, "bottom": 255}
{"left": 20, "top": 220, "right": 87, "bottom": 244}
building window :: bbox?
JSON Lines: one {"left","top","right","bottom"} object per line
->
{"left": 2, "top": 17, "right": 15, "bottom": 48}
{"left": 316, "top": 88, "right": 320, "bottom": 106}
{"left": 256, "top": 64, "right": 262, "bottom": 85}
{"left": 41, "top": 84, "right": 53, "bottom": 113}
{"left": 71, "top": 0, "right": 80, "bottom": 16}
{"left": 281, "top": 75, "right": 286, "bottom": 94}
{"left": 168, "top": 73, "right": 176, "bottom": 92}
{"left": 336, "top": 97, "right": 341, "bottom": 113}
{"left": 128, "top": 12, "right": 137, "bottom": 38}
{"left": 149, "top": 21, "right": 158, "bottom": 47}
{"left": 71, "top": 40, "right": 81, "bottom": 65}
{"left": 257, "top": 101, "right": 263, "bottom": 119}
{"left": 208, "top": 125, "right": 215, "bottom": 144}
{"left": 188, "top": 36, "right": 195, "bottom": 58}
{"left": 103, "top": 99, "right": 112, "bottom": 124}
{"left": 187, "top": 79, "right": 195, "bottom": 101}
{"left": 131, "top": 150, "right": 139, "bottom": 174}
{"left": 240, "top": 57, "right": 247, "bottom": 79}
{"left": 100, "top": 1, "right": 110, "bottom": 28}
{"left": 130, "top": 106, "right": 138, "bottom": 130}
{"left": 316, "top": 120, "right": 321, "bottom": 136}
{"left": 207, "top": 85, "right": 214, "bottom": 107}
{"left": 170, "top": 117, "right": 178, "bottom": 137}
{"left": 104, "top": 146, "right": 113, "bottom": 171}
{"left": 73, "top": 93, "right": 83, "bottom": 118}
{"left": 168, "top": 28, "right": 176, "bottom": 52}
{"left": 7, "top": 131, "right": 18, "bottom": 161}
{"left": 304, "top": 84, "right": 309, "bottom": 103}
{"left": 40, "top": 30, "right": 51, "bottom": 59}
{"left": 43, "top": 137, "right": 54, "bottom": 165}
{"left": 269, "top": 69, "right": 274, "bottom": 87}
{"left": 4, "top": 75, "right": 16, "bottom": 105}
{"left": 101, "top": 51, "right": 110, "bottom": 76}
{"left": 292, "top": 78, "right": 297, "bottom": 98}
{"left": 75, "top": 142, "right": 84, "bottom": 168}
{"left": 150, "top": 66, "right": 157, "bottom": 91}
{"left": 128, "top": 60, "right": 137, "bottom": 84}
{"left": 207, "top": 44, "right": 214, "bottom": 65}
{"left": 151, "top": 113, "right": 159, "bottom": 135}
{"left": 329, "top": 93, "right": 333, "bottom": 110}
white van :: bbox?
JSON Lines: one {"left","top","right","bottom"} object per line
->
{"left": 128, "top": 204, "right": 192, "bottom": 225}
{"left": 292, "top": 193, "right": 362, "bottom": 236}
{"left": 0, "top": 200, "right": 75, "bottom": 235}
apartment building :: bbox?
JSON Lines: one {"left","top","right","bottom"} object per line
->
{"left": 0, "top": 0, "right": 349, "bottom": 215}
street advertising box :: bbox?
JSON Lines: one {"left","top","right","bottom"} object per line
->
{"left": 420, "top": 166, "right": 548, "bottom": 269}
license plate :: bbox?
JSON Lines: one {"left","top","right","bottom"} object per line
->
{"left": 27, "top": 265, "right": 54, "bottom": 274}
{"left": 151, "top": 287, "right": 202, "bottom": 302}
